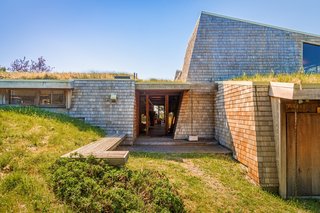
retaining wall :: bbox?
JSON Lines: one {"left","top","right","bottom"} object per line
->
{"left": 215, "top": 82, "right": 278, "bottom": 189}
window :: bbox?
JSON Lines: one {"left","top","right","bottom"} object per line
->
{"left": 9, "top": 89, "right": 66, "bottom": 107}
{"left": 10, "top": 90, "right": 37, "bottom": 105}
{"left": 0, "top": 90, "right": 6, "bottom": 105}
{"left": 40, "top": 90, "right": 65, "bottom": 106}
{"left": 303, "top": 43, "right": 320, "bottom": 73}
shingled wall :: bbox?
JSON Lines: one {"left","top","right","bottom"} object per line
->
{"left": 174, "top": 83, "right": 215, "bottom": 140}
{"left": 179, "top": 12, "right": 320, "bottom": 83}
{"left": 68, "top": 80, "right": 135, "bottom": 144}
{"left": 215, "top": 82, "right": 278, "bottom": 189}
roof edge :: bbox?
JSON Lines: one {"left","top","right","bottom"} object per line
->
{"left": 201, "top": 11, "right": 320, "bottom": 38}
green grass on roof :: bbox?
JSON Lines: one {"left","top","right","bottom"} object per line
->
{"left": 233, "top": 70, "right": 320, "bottom": 84}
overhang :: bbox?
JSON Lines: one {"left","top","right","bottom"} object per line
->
{"left": 0, "top": 80, "right": 74, "bottom": 89}
{"left": 269, "top": 82, "right": 320, "bottom": 100}
{"left": 135, "top": 82, "right": 191, "bottom": 91}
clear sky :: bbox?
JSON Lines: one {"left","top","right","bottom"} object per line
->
{"left": 1, "top": 0, "right": 320, "bottom": 79}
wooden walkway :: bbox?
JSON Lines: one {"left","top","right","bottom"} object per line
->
{"left": 61, "top": 134, "right": 129, "bottom": 166}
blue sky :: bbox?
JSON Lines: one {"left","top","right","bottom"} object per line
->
{"left": 1, "top": 0, "right": 320, "bottom": 79}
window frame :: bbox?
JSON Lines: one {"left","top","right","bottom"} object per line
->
{"left": 8, "top": 89, "right": 67, "bottom": 108}
{"left": 301, "top": 41, "right": 320, "bottom": 72}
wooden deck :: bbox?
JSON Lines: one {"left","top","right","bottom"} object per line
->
{"left": 61, "top": 134, "right": 128, "bottom": 166}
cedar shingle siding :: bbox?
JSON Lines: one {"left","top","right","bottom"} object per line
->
{"left": 179, "top": 12, "right": 320, "bottom": 82}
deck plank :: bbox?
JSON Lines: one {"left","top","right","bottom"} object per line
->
{"left": 65, "top": 151, "right": 129, "bottom": 166}
{"left": 61, "top": 134, "right": 128, "bottom": 166}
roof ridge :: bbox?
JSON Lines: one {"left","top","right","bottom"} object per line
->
{"left": 201, "top": 11, "right": 320, "bottom": 38}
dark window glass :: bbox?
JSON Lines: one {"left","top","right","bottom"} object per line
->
{"left": 0, "top": 90, "right": 6, "bottom": 105}
{"left": 40, "top": 90, "right": 51, "bottom": 105}
{"left": 10, "top": 90, "right": 37, "bottom": 105}
{"left": 52, "top": 91, "right": 65, "bottom": 105}
{"left": 40, "top": 90, "right": 65, "bottom": 106}
{"left": 9, "top": 89, "right": 65, "bottom": 107}
{"left": 303, "top": 43, "right": 320, "bottom": 73}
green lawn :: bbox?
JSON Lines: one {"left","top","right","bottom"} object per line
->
{"left": 127, "top": 153, "right": 320, "bottom": 212}
{"left": 0, "top": 107, "right": 105, "bottom": 212}
{"left": 0, "top": 107, "right": 319, "bottom": 212}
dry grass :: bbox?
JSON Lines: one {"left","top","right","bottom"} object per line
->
{"left": 0, "top": 71, "right": 133, "bottom": 80}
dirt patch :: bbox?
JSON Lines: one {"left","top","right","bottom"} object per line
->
{"left": 0, "top": 165, "right": 12, "bottom": 180}
{"left": 179, "top": 159, "right": 229, "bottom": 193}
{"left": 29, "top": 125, "right": 43, "bottom": 134}
{"left": 27, "top": 146, "right": 38, "bottom": 152}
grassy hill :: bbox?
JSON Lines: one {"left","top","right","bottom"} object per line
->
{"left": 0, "top": 107, "right": 105, "bottom": 212}
{"left": 1, "top": 107, "right": 319, "bottom": 212}
{"left": 0, "top": 107, "right": 184, "bottom": 212}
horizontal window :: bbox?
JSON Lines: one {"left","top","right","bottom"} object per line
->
{"left": 11, "top": 90, "right": 37, "bottom": 106}
{"left": 39, "top": 90, "right": 65, "bottom": 106}
{"left": 8, "top": 89, "right": 66, "bottom": 108}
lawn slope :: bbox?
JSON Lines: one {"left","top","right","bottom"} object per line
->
{"left": 0, "top": 107, "right": 105, "bottom": 212}
{"left": 1, "top": 107, "right": 319, "bottom": 212}
{"left": 127, "top": 153, "right": 320, "bottom": 212}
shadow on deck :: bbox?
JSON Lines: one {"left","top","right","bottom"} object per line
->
{"left": 117, "top": 136, "right": 232, "bottom": 154}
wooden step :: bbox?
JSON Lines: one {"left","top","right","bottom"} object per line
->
{"left": 61, "top": 134, "right": 128, "bottom": 166}
{"left": 64, "top": 151, "right": 129, "bottom": 166}
{"left": 62, "top": 134, "right": 126, "bottom": 157}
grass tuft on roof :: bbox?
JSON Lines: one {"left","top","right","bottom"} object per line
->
{"left": 233, "top": 70, "right": 320, "bottom": 84}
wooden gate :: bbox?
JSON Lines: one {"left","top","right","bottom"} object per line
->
{"left": 287, "top": 113, "right": 320, "bottom": 196}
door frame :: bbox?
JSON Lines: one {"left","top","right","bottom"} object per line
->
{"left": 275, "top": 99, "right": 320, "bottom": 198}
{"left": 135, "top": 90, "right": 182, "bottom": 137}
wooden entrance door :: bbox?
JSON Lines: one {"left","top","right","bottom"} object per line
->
{"left": 287, "top": 113, "right": 320, "bottom": 196}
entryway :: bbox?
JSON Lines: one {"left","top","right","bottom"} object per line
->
{"left": 136, "top": 90, "right": 181, "bottom": 137}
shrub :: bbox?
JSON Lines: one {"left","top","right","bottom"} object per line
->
{"left": 51, "top": 157, "right": 185, "bottom": 213}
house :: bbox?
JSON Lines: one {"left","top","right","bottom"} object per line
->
{"left": 1, "top": 12, "right": 320, "bottom": 198}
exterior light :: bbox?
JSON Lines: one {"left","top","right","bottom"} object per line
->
{"left": 110, "top": 93, "right": 117, "bottom": 102}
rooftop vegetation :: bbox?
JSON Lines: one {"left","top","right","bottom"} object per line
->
{"left": 233, "top": 70, "right": 320, "bottom": 84}
{"left": 136, "top": 78, "right": 181, "bottom": 83}
{"left": 0, "top": 71, "right": 133, "bottom": 80}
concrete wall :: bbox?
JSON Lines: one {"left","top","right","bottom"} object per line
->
{"left": 68, "top": 80, "right": 135, "bottom": 144}
{"left": 180, "top": 12, "right": 320, "bottom": 83}
{"left": 174, "top": 84, "right": 215, "bottom": 140}
{"left": 215, "top": 82, "right": 278, "bottom": 189}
